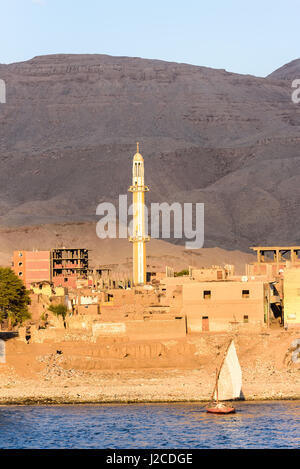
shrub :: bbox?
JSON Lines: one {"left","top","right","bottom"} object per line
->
{"left": 174, "top": 269, "right": 189, "bottom": 277}
{"left": 48, "top": 304, "right": 68, "bottom": 321}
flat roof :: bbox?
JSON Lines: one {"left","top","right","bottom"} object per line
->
{"left": 250, "top": 246, "right": 300, "bottom": 251}
{"left": 51, "top": 248, "right": 90, "bottom": 250}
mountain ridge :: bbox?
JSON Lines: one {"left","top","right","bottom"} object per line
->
{"left": 0, "top": 54, "right": 300, "bottom": 251}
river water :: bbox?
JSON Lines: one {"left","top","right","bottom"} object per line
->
{"left": 0, "top": 401, "right": 299, "bottom": 449}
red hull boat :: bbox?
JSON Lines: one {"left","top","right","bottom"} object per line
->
{"left": 206, "top": 405, "right": 236, "bottom": 414}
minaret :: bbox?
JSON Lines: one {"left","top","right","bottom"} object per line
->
{"left": 129, "top": 143, "right": 149, "bottom": 285}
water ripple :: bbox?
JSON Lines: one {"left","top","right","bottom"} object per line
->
{"left": 0, "top": 401, "right": 299, "bottom": 449}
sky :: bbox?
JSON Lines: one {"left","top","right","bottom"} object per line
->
{"left": 0, "top": 0, "right": 299, "bottom": 77}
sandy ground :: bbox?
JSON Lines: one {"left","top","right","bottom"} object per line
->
{"left": 0, "top": 330, "right": 299, "bottom": 404}
{"left": 0, "top": 366, "right": 299, "bottom": 405}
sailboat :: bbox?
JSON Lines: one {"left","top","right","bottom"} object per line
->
{"left": 206, "top": 339, "right": 242, "bottom": 414}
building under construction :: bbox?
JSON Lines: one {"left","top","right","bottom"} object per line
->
{"left": 51, "top": 248, "right": 90, "bottom": 288}
{"left": 13, "top": 248, "right": 90, "bottom": 289}
{"left": 248, "top": 246, "right": 300, "bottom": 277}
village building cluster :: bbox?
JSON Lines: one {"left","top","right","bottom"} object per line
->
{"left": 3, "top": 147, "right": 300, "bottom": 342}
{"left": 5, "top": 244, "right": 299, "bottom": 344}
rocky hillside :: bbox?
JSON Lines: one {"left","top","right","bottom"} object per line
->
{"left": 267, "top": 58, "right": 300, "bottom": 80}
{"left": 0, "top": 54, "right": 300, "bottom": 251}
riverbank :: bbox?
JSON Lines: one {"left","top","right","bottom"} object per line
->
{"left": 0, "top": 366, "right": 299, "bottom": 405}
{"left": 0, "top": 330, "right": 299, "bottom": 404}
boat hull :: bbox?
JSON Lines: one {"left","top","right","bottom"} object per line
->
{"left": 206, "top": 407, "right": 236, "bottom": 414}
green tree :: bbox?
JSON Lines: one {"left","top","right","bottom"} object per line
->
{"left": 174, "top": 269, "right": 189, "bottom": 277}
{"left": 0, "top": 267, "right": 31, "bottom": 326}
{"left": 48, "top": 303, "right": 68, "bottom": 321}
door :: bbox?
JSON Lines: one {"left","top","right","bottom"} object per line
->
{"left": 202, "top": 316, "right": 209, "bottom": 332}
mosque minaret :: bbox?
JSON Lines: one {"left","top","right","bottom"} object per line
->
{"left": 129, "top": 143, "right": 149, "bottom": 285}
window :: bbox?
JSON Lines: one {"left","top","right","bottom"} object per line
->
{"left": 18, "top": 262, "right": 23, "bottom": 266}
{"left": 217, "top": 270, "right": 223, "bottom": 280}
{"left": 203, "top": 290, "right": 211, "bottom": 299}
{"left": 19, "top": 252, "right": 23, "bottom": 257}
{"left": 18, "top": 272, "right": 23, "bottom": 276}
{"left": 243, "top": 315, "right": 249, "bottom": 323}
{"left": 242, "top": 289, "right": 250, "bottom": 298}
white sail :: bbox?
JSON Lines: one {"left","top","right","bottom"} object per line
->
{"left": 214, "top": 340, "right": 242, "bottom": 401}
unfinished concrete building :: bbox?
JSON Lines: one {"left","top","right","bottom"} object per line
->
{"left": 51, "top": 248, "right": 89, "bottom": 288}
{"left": 93, "top": 265, "right": 132, "bottom": 290}
{"left": 248, "top": 246, "right": 300, "bottom": 278}
{"left": 13, "top": 248, "right": 90, "bottom": 289}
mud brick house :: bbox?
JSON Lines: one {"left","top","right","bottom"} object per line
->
{"left": 181, "top": 280, "right": 267, "bottom": 332}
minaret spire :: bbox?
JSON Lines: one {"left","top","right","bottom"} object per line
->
{"left": 129, "top": 143, "right": 150, "bottom": 285}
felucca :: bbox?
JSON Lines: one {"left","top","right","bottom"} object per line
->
{"left": 206, "top": 339, "right": 242, "bottom": 415}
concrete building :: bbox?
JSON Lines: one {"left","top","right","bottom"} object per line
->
{"left": 181, "top": 280, "right": 267, "bottom": 332}
{"left": 283, "top": 268, "right": 300, "bottom": 329}
{"left": 128, "top": 143, "right": 149, "bottom": 285}
{"left": 13, "top": 250, "right": 51, "bottom": 288}
{"left": 51, "top": 248, "right": 89, "bottom": 288}
{"left": 248, "top": 246, "right": 300, "bottom": 278}
{"left": 93, "top": 265, "right": 132, "bottom": 290}
{"left": 13, "top": 248, "right": 89, "bottom": 289}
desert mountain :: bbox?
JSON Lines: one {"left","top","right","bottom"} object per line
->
{"left": 267, "top": 58, "right": 300, "bottom": 80}
{"left": 0, "top": 54, "right": 300, "bottom": 254}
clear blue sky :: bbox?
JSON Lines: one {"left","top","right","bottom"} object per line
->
{"left": 0, "top": 0, "right": 299, "bottom": 76}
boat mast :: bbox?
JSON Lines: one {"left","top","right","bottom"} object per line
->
{"left": 211, "top": 339, "right": 233, "bottom": 402}
{"left": 215, "top": 369, "right": 219, "bottom": 403}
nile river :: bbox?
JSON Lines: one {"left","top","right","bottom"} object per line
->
{"left": 0, "top": 401, "right": 299, "bottom": 449}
